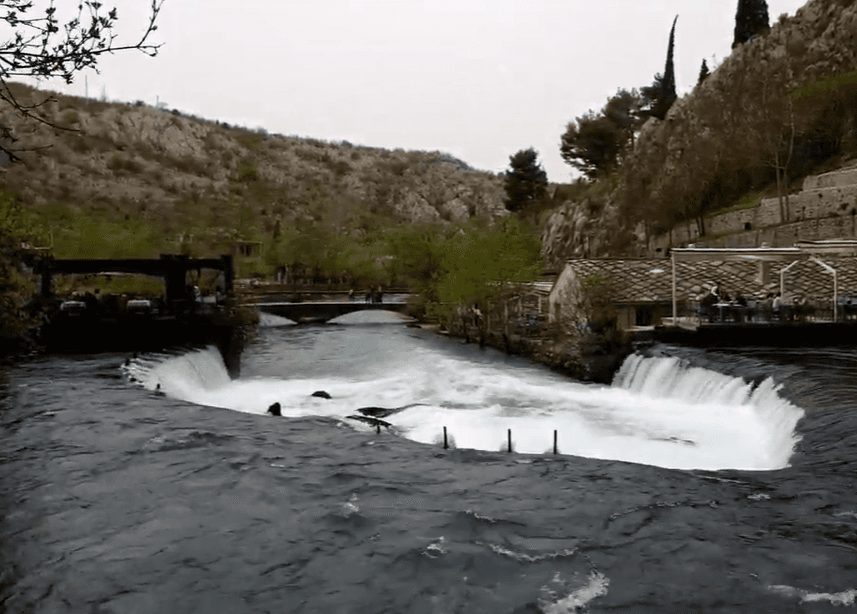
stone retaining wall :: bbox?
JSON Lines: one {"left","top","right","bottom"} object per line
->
{"left": 651, "top": 165, "right": 857, "bottom": 252}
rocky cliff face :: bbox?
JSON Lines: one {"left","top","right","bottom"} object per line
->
{"left": 541, "top": 0, "right": 857, "bottom": 269}
{"left": 0, "top": 85, "right": 507, "bottom": 259}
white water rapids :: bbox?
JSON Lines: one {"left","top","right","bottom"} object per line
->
{"left": 124, "top": 328, "right": 804, "bottom": 471}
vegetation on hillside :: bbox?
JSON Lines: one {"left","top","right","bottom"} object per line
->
{"left": 0, "top": 81, "right": 509, "bottom": 287}
{"left": 545, "top": 0, "right": 857, "bottom": 267}
{"left": 0, "top": 80, "right": 542, "bottom": 339}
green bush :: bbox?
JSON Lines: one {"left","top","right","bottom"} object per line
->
{"left": 61, "top": 109, "right": 80, "bottom": 127}
{"left": 107, "top": 154, "right": 143, "bottom": 174}
{"left": 232, "top": 158, "right": 260, "bottom": 183}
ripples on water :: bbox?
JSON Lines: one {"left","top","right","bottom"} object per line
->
{"left": 3, "top": 311, "right": 857, "bottom": 613}
{"left": 125, "top": 313, "right": 805, "bottom": 472}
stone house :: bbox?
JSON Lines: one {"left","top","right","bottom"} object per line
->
{"left": 550, "top": 246, "right": 857, "bottom": 331}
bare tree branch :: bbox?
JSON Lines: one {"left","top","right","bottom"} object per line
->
{"left": 0, "top": 0, "right": 164, "bottom": 162}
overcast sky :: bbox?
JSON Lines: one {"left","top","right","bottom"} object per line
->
{"left": 30, "top": 0, "right": 809, "bottom": 183}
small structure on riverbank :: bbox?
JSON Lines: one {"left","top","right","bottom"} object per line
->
{"left": 550, "top": 241, "right": 857, "bottom": 334}
{"left": 32, "top": 254, "right": 248, "bottom": 375}
{"left": 549, "top": 259, "right": 680, "bottom": 332}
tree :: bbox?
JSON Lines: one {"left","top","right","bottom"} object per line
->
{"left": 560, "top": 90, "right": 642, "bottom": 179}
{"left": 1, "top": 0, "right": 164, "bottom": 161}
{"left": 641, "top": 16, "right": 678, "bottom": 120}
{"left": 741, "top": 49, "right": 796, "bottom": 223}
{"left": 560, "top": 112, "right": 622, "bottom": 179}
{"left": 603, "top": 88, "right": 644, "bottom": 150}
{"left": 434, "top": 217, "right": 541, "bottom": 321}
{"left": 698, "top": 59, "right": 710, "bottom": 85}
{"left": 503, "top": 148, "right": 548, "bottom": 213}
{"left": 0, "top": 190, "right": 46, "bottom": 347}
{"left": 733, "top": 0, "right": 770, "bottom": 48}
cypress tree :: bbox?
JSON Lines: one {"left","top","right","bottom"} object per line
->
{"left": 641, "top": 16, "right": 678, "bottom": 120}
{"left": 733, "top": 0, "right": 770, "bottom": 48}
{"left": 698, "top": 59, "right": 710, "bottom": 85}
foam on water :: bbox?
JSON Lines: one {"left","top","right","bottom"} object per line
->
{"left": 124, "top": 345, "right": 805, "bottom": 471}
{"left": 257, "top": 312, "right": 296, "bottom": 327}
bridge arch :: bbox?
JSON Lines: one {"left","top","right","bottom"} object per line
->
{"left": 256, "top": 301, "right": 409, "bottom": 324}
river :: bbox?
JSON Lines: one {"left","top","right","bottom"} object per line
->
{"left": 1, "top": 310, "right": 856, "bottom": 613}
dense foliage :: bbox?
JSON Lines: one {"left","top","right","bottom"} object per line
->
{"left": 548, "top": 0, "right": 857, "bottom": 264}
{"left": 560, "top": 90, "right": 642, "bottom": 179}
{"left": 0, "top": 191, "right": 45, "bottom": 346}
{"left": 733, "top": 0, "right": 771, "bottom": 48}
{"left": 502, "top": 148, "right": 548, "bottom": 213}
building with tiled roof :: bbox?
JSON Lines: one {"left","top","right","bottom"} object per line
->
{"left": 550, "top": 247, "right": 857, "bottom": 330}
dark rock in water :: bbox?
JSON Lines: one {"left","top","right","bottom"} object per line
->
{"left": 267, "top": 402, "right": 282, "bottom": 416}
{"left": 356, "top": 403, "right": 426, "bottom": 418}
{"left": 357, "top": 406, "right": 397, "bottom": 418}
{"left": 347, "top": 415, "right": 392, "bottom": 430}
{"left": 311, "top": 390, "right": 332, "bottom": 399}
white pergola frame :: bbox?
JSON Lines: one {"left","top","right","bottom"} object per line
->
{"left": 670, "top": 241, "right": 857, "bottom": 324}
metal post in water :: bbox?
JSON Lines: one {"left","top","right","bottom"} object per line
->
{"left": 507, "top": 429, "right": 512, "bottom": 453}
{"left": 553, "top": 430, "right": 558, "bottom": 455}
{"left": 443, "top": 426, "right": 448, "bottom": 450}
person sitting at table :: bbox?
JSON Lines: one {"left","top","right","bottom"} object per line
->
{"left": 709, "top": 282, "right": 721, "bottom": 301}
{"left": 734, "top": 293, "right": 748, "bottom": 322}
{"left": 700, "top": 289, "right": 718, "bottom": 322}
{"left": 772, "top": 292, "right": 782, "bottom": 320}
{"left": 757, "top": 293, "right": 773, "bottom": 322}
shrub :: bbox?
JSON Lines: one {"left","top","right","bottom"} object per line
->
{"left": 61, "top": 109, "right": 80, "bottom": 127}
{"left": 106, "top": 154, "right": 143, "bottom": 174}
{"left": 233, "top": 158, "right": 260, "bottom": 183}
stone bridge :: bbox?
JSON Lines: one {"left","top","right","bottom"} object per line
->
{"left": 254, "top": 299, "right": 410, "bottom": 324}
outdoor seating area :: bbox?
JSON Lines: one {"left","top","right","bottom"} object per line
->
{"left": 670, "top": 242, "right": 857, "bottom": 329}
{"left": 694, "top": 296, "right": 831, "bottom": 325}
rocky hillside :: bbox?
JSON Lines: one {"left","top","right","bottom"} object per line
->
{"left": 541, "top": 0, "right": 857, "bottom": 270}
{"left": 0, "top": 83, "right": 507, "bottom": 276}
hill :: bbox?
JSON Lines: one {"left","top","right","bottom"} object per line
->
{"left": 0, "top": 82, "right": 507, "bottom": 279}
{"left": 541, "top": 0, "right": 857, "bottom": 269}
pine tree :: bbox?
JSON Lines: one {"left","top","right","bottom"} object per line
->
{"left": 698, "top": 59, "right": 710, "bottom": 85}
{"left": 641, "top": 16, "right": 678, "bottom": 120}
{"left": 733, "top": 0, "right": 770, "bottom": 48}
{"left": 503, "top": 148, "right": 548, "bottom": 213}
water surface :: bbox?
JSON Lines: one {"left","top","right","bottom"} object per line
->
{"left": 2, "top": 311, "right": 856, "bottom": 612}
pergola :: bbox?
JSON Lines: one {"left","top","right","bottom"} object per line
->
{"left": 670, "top": 241, "right": 857, "bottom": 323}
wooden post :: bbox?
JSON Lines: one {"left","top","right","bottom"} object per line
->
{"left": 443, "top": 426, "right": 448, "bottom": 450}
{"left": 507, "top": 429, "right": 512, "bottom": 453}
{"left": 553, "top": 430, "right": 558, "bottom": 455}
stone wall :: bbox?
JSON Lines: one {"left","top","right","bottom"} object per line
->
{"left": 651, "top": 164, "right": 857, "bottom": 251}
